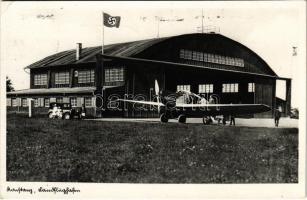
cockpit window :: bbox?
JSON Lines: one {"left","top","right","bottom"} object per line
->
{"left": 176, "top": 94, "right": 193, "bottom": 104}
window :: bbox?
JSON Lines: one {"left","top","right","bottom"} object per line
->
{"left": 177, "top": 85, "right": 190, "bottom": 92}
{"left": 12, "top": 98, "right": 17, "bottom": 107}
{"left": 248, "top": 83, "right": 255, "bottom": 93}
{"left": 55, "top": 72, "right": 70, "bottom": 85}
{"left": 192, "top": 51, "right": 203, "bottom": 61}
{"left": 192, "top": 51, "right": 199, "bottom": 61}
{"left": 70, "top": 97, "right": 77, "bottom": 107}
{"left": 56, "top": 97, "right": 63, "bottom": 103}
{"left": 230, "top": 58, "right": 235, "bottom": 65}
{"left": 203, "top": 53, "right": 208, "bottom": 62}
{"left": 185, "top": 50, "right": 192, "bottom": 60}
{"left": 34, "top": 98, "right": 39, "bottom": 107}
{"left": 7, "top": 98, "right": 11, "bottom": 107}
{"left": 179, "top": 49, "right": 244, "bottom": 67}
{"left": 44, "top": 98, "right": 50, "bottom": 107}
{"left": 222, "top": 83, "right": 239, "bottom": 93}
{"left": 105, "top": 67, "right": 124, "bottom": 82}
{"left": 220, "top": 56, "right": 226, "bottom": 65}
{"left": 199, "top": 84, "right": 214, "bottom": 93}
{"left": 207, "top": 54, "right": 214, "bottom": 63}
{"left": 34, "top": 74, "right": 47, "bottom": 85}
{"left": 33, "top": 98, "right": 44, "bottom": 107}
{"left": 84, "top": 97, "right": 92, "bottom": 107}
{"left": 180, "top": 49, "right": 185, "bottom": 58}
{"left": 213, "top": 54, "right": 218, "bottom": 63}
{"left": 198, "top": 52, "right": 204, "bottom": 61}
{"left": 217, "top": 55, "right": 223, "bottom": 63}
{"left": 22, "top": 98, "right": 28, "bottom": 107}
{"left": 78, "top": 70, "right": 95, "bottom": 83}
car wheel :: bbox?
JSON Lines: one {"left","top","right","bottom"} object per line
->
{"left": 64, "top": 113, "right": 71, "bottom": 120}
{"left": 178, "top": 115, "right": 186, "bottom": 123}
{"left": 160, "top": 113, "right": 169, "bottom": 123}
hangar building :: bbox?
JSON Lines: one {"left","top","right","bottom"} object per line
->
{"left": 7, "top": 33, "right": 291, "bottom": 118}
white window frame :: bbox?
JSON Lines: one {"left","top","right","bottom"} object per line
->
{"left": 70, "top": 97, "right": 77, "bottom": 107}
{"left": 12, "top": 98, "right": 17, "bottom": 107}
{"left": 21, "top": 98, "right": 28, "bottom": 107}
{"left": 44, "top": 98, "right": 50, "bottom": 107}
{"left": 179, "top": 49, "right": 185, "bottom": 58}
{"left": 34, "top": 74, "right": 47, "bottom": 86}
{"left": 34, "top": 98, "right": 39, "bottom": 107}
{"left": 179, "top": 49, "right": 244, "bottom": 67}
{"left": 7, "top": 98, "right": 12, "bottom": 107}
{"left": 56, "top": 97, "right": 63, "bottom": 103}
{"left": 78, "top": 70, "right": 95, "bottom": 83}
{"left": 55, "top": 72, "right": 70, "bottom": 85}
{"left": 84, "top": 97, "right": 92, "bottom": 107}
{"left": 184, "top": 50, "right": 192, "bottom": 60}
{"left": 192, "top": 51, "right": 199, "bottom": 61}
{"left": 105, "top": 67, "right": 124, "bottom": 82}
{"left": 177, "top": 85, "right": 191, "bottom": 92}
{"left": 199, "top": 84, "right": 214, "bottom": 93}
{"left": 248, "top": 83, "right": 255, "bottom": 93}
{"left": 222, "top": 83, "right": 239, "bottom": 93}
{"left": 203, "top": 53, "right": 208, "bottom": 62}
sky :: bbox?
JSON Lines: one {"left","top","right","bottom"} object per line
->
{"left": 1, "top": 1, "right": 306, "bottom": 108}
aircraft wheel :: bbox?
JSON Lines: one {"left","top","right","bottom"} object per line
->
{"left": 160, "top": 113, "right": 169, "bottom": 123}
{"left": 202, "top": 116, "right": 211, "bottom": 125}
{"left": 178, "top": 115, "right": 186, "bottom": 123}
{"left": 63, "top": 113, "right": 71, "bottom": 120}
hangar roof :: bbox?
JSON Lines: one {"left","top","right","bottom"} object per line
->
{"left": 26, "top": 38, "right": 168, "bottom": 69}
{"left": 7, "top": 86, "right": 117, "bottom": 96}
{"left": 7, "top": 87, "right": 96, "bottom": 96}
{"left": 25, "top": 33, "right": 277, "bottom": 76}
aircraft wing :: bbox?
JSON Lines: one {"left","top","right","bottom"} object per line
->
{"left": 117, "top": 99, "right": 165, "bottom": 106}
{"left": 175, "top": 103, "right": 271, "bottom": 115}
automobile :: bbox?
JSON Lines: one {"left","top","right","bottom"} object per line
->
{"left": 290, "top": 108, "right": 299, "bottom": 119}
{"left": 48, "top": 102, "right": 84, "bottom": 119}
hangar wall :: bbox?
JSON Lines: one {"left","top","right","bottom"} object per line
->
{"left": 7, "top": 33, "right": 290, "bottom": 119}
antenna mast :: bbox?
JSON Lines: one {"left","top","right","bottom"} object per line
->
{"left": 201, "top": 9, "right": 204, "bottom": 33}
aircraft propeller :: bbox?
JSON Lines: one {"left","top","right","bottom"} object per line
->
{"left": 155, "top": 79, "right": 162, "bottom": 113}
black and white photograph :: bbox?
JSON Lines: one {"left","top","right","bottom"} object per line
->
{"left": 0, "top": 1, "right": 306, "bottom": 199}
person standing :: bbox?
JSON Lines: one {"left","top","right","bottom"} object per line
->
{"left": 222, "top": 115, "right": 227, "bottom": 125}
{"left": 274, "top": 108, "right": 281, "bottom": 127}
{"left": 230, "top": 114, "right": 235, "bottom": 126}
{"left": 81, "top": 104, "right": 86, "bottom": 119}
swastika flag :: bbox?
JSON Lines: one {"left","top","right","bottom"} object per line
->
{"left": 103, "top": 13, "right": 121, "bottom": 28}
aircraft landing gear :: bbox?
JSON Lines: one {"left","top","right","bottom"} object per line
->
{"left": 160, "top": 113, "right": 169, "bottom": 123}
{"left": 178, "top": 115, "right": 186, "bottom": 123}
{"left": 202, "top": 116, "right": 212, "bottom": 125}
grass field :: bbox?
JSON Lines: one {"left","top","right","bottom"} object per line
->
{"left": 7, "top": 114, "right": 298, "bottom": 183}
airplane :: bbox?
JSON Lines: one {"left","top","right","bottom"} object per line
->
{"left": 117, "top": 80, "right": 271, "bottom": 125}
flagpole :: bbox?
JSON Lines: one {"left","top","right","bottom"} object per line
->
{"left": 101, "top": 11, "right": 105, "bottom": 112}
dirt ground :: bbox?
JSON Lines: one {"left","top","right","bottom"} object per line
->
{"left": 89, "top": 117, "right": 298, "bottom": 128}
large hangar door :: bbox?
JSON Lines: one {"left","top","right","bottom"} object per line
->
{"left": 254, "top": 79, "right": 274, "bottom": 118}
{"left": 275, "top": 79, "right": 292, "bottom": 117}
